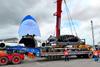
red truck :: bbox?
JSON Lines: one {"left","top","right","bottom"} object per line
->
{"left": 0, "top": 51, "right": 24, "bottom": 65}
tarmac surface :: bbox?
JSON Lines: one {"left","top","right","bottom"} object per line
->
{"left": 1, "top": 58, "right": 100, "bottom": 67}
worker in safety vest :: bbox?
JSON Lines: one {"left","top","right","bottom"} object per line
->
{"left": 93, "top": 50, "right": 99, "bottom": 61}
{"left": 64, "top": 48, "right": 69, "bottom": 61}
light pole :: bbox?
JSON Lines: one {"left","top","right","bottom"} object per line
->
{"left": 91, "top": 20, "right": 95, "bottom": 50}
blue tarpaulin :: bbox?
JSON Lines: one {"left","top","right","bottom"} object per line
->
{"left": 18, "top": 15, "right": 41, "bottom": 36}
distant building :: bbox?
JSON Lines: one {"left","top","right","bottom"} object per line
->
{"left": 0, "top": 38, "right": 18, "bottom": 43}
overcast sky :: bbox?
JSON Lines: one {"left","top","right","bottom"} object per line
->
{"left": 0, "top": 0, "right": 100, "bottom": 45}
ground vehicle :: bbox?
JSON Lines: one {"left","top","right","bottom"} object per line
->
{"left": 40, "top": 35, "right": 92, "bottom": 60}
{"left": 0, "top": 43, "right": 40, "bottom": 65}
{"left": 0, "top": 49, "right": 24, "bottom": 65}
{"left": 0, "top": 52, "right": 24, "bottom": 65}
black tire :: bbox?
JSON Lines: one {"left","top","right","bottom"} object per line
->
{"left": 12, "top": 56, "right": 21, "bottom": 64}
{"left": 54, "top": 56, "right": 61, "bottom": 60}
{"left": 0, "top": 57, "right": 8, "bottom": 65}
{"left": 77, "top": 55, "right": 82, "bottom": 58}
{"left": 47, "top": 56, "right": 52, "bottom": 61}
{"left": 83, "top": 54, "right": 89, "bottom": 58}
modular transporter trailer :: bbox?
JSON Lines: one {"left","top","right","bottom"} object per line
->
{"left": 0, "top": 42, "right": 92, "bottom": 65}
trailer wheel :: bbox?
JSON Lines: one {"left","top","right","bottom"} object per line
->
{"left": 77, "top": 55, "right": 82, "bottom": 58}
{"left": 83, "top": 54, "right": 89, "bottom": 58}
{"left": 0, "top": 57, "right": 8, "bottom": 65}
{"left": 12, "top": 56, "right": 21, "bottom": 64}
{"left": 47, "top": 56, "right": 52, "bottom": 61}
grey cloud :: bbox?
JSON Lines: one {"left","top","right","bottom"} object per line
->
{"left": 0, "top": 25, "right": 18, "bottom": 39}
{"left": 71, "top": 7, "right": 100, "bottom": 21}
{"left": 0, "top": 0, "right": 40, "bottom": 26}
{"left": 0, "top": 0, "right": 55, "bottom": 26}
{"left": 83, "top": 21, "right": 100, "bottom": 31}
{"left": 94, "top": 25, "right": 100, "bottom": 30}
{"left": 26, "top": 0, "right": 56, "bottom": 24}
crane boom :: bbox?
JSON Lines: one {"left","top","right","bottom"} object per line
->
{"left": 56, "top": 0, "right": 62, "bottom": 38}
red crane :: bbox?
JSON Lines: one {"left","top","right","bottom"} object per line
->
{"left": 56, "top": 0, "right": 62, "bottom": 38}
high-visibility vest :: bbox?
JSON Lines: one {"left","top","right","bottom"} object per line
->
{"left": 64, "top": 50, "right": 68, "bottom": 56}
{"left": 93, "top": 51, "right": 98, "bottom": 56}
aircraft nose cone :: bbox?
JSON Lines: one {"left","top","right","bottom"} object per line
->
{"left": 18, "top": 15, "right": 41, "bottom": 36}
